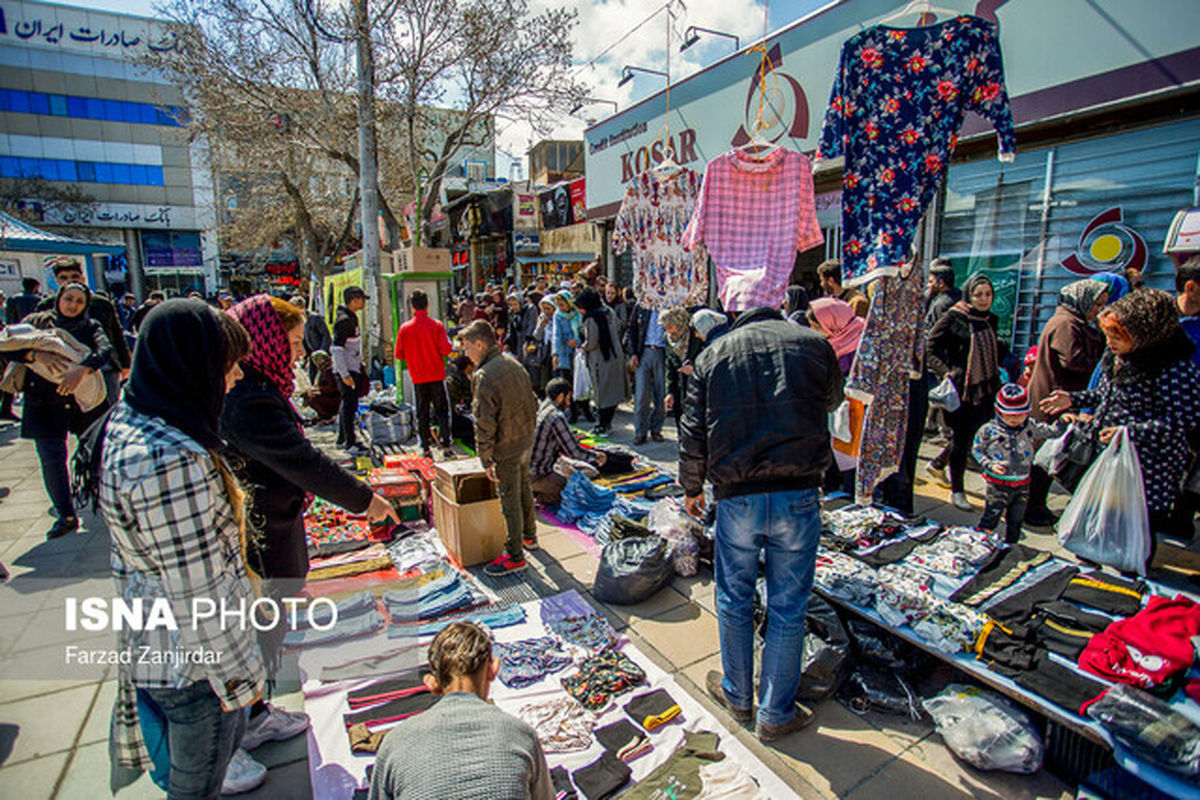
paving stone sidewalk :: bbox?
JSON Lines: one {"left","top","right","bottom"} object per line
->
{"left": 2, "top": 403, "right": 1195, "bottom": 799}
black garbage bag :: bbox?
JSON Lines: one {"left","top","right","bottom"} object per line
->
{"left": 593, "top": 536, "right": 673, "bottom": 605}
{"left": 839, "top": 665, "right": 921, "bottom": 718}
{"left": 753, "top": 588, "right": 851, "bottom": 702}
{"left": 846, "top": 618, "right": 929, "bottom": 673}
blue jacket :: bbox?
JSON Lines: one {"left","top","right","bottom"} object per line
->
{"left": 552, "top": 311, "right": 580, "bottom": 367}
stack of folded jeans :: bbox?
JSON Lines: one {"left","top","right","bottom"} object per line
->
{"left": 383, "top": 570, "right": 480, "bottom": 622}
{"left": 387, "top": 603, "right": 527, "bottom": 639}
{"left": 557, "top": 472, "right": 617, "bottom": 524}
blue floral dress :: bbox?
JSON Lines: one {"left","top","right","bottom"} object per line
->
{"left": 818, "top": 15, "right": 1016, "bottom": 285}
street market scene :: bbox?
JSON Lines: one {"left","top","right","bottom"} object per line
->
{"left": 1, "top": 0, "right": 1200, "bottom": 798}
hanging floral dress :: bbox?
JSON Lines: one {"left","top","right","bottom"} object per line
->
{"left": 818, "top": 15, "right": 1016, "bottom": 286}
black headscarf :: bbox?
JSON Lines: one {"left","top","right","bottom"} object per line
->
{"left": 124, "top": 299, "right": 230, "bottom": 449}
{"left": 574, "top": 287, "right": 616, "bottom": 360}
{"left": 785, "top": 285, "right": 810, "bottom": 325}
{"left": 26, "top": 282, "right": 93, "bottom": 336}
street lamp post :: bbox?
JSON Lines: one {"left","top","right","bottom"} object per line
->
{"left": 617, "top": 65, "right": 668, "bottom": 88}
{"left": 679, "top": 25, "right": 740, "bottom": 53}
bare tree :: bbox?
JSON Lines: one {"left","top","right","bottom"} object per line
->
{"left": 142, "top": 0, "right": 585, "bottom": 278}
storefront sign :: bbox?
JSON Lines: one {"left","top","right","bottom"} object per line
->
{"left": 584, "top": 0, "right": 1200, "bottom": 216}
{"left": 41, "top": 203, "right": 202, "bottom": 230}
{"left": 515, "top": 193, "right": 538, "bottom": 229}
{"left": 513, "top": 231, "right": 540, "bottom": 254}
{"left": 0, "top": 0, "right": 179, "bottom": 56}
{"left": 1059, "top": 207, "right": 1148, "bottom": 276}
{"left": 539, "top": 177, "right": 586, "bottom": 231}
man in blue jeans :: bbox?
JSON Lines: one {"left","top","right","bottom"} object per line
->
{"left": 624, "top": 306, "right": 667, "bottom": 444}
{"left": 679, "top": 306, "right": 843, "bottom": 742}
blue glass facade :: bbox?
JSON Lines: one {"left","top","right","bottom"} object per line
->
{"left": 0, "top": 88, "right": 184, "bottom": 127}
{"left": 0, "top": 154, "right": 164, "bottom": 185}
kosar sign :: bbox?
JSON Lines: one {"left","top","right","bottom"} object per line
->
{"left": 616, "top": 129, "right": 700, "bottom": 183}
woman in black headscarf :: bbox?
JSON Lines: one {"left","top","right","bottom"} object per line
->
{"left": 19, "top": 282, "right": 112, "bottom": 538}
{"left": 785, "top": 284, "right": 810, "bottom": 326}
{"left": 927, "top": 274, "right": 1001, "bottom": 511}
{"left": 575, "top": 287, "right": 625, "bottom": 435}
{"left": 100, "top": 300, "right": 267, "bottom": 799}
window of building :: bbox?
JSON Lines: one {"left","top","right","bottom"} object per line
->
{"left": 0, "top": 88, "right": 185, "bottom": 127}
{"left": 939, "top": 116, "right": 1200, "bottom": 352}
{"left": 0, "top": 155, "right": 164, "bottom": 185}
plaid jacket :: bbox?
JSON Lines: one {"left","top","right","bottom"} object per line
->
{"left": 530, "top": 399, "right": 597, "bottom": 479}
{"left": 100, "top": 402, "right": 263, "bottom": 780}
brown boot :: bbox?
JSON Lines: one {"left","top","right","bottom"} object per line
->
{"left": 704, "top": 670, "right": 752, "bottom": 724}
{"left": 756, "top": 703, "right": 816, "bottom": 742}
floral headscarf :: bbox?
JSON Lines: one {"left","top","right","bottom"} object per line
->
{"left": 229, "top": 294, "right": 296, "bottom": 396}
{"left": 659, "top": 306, "right": 692, "bottom": 357}
{"left": 1058, "top": 279, "right": 1108, "bottom": 318}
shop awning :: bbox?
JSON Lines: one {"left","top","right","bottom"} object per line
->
{"left": 515, "top": 252, "right": 595, "bottom": 264}
{"left": 0, "top": 210, "right": 125, "bottom": 255}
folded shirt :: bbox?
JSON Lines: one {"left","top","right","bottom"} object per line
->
{"left": 346, "top": 674, "right": 427, "bottom": 709}
{"left": 572, "top": 751, "right": 631, "bottom": 800}
{"left": 282, "top": 608, "right": 384, "bottom": 649}
{"left": 594, "top": 718, "right": 651, "bottom": 762}
{"left": 342, "top": 691, "right": 439, "bottom": 730}
{"left": 624, "top": 688, "right": 682, "bottom": 732}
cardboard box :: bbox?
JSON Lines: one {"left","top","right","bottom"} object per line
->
{"left": 434, "top": 457, "right": 497, "bottom": 504}
{"left": 432, "top": 485, "right": 504, "bottom": 567}
{"left": 394, "top": 247, "right": 451, "bottom": 274}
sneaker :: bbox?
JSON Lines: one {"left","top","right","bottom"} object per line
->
{"left": 705, "top": 670, "right": 752, "bottom": 724}
{"left": 221, "top": 748, "right": 267, "bottom": 795}
{"left": 346, "top": 444, "right": 370, "bottom": 457}
{"left": 483, "top": 553, "right": 527, "bottom": 576}
{"left": 633, "top": 435, "right": 647, "bottom": 445}
{"left": 925, "top": 463, "right": 950, "bottom": 487}
{"left": 951, "top": 492, "right": 973, "bottom": 511}
{"left": 650, "top": 432, "right": 665, "bottom": 442}
{"left": 240, "top": 703, "right": 310, "bottom": 750}
{"left": 756, "top": 703, "right": 816, "bottom": 742}
{"left": 46, "top": 516, "right": 79, "bottom": 540}
{"left": 522, "top": 537, "right": 540, "bottom": 551}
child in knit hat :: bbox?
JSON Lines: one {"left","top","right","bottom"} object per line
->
{"left": 971, "top": 384, "right": 1060, "bottom": 542}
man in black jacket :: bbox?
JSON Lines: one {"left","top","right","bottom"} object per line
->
{"left": 924, "top": 257, "right": 961, "bottom": 483}
{"left": 679, "top": 307, "right": 843, "bottom": 744}
{"left": 332, "top": 286, "right": 367, "bottom": 453}
{"left": 623, "top": 305, "right": 668, "bottom": 444}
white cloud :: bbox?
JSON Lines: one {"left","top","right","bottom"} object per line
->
{"left": 496, "top": 0, "right": 768, "bottom": 178}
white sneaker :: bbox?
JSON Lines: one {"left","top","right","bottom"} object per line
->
{"left": 221, "top": 748, "right": 267, "bottom": 795}
{"left": 240, "top": 704, "right": 310, "bottom": 750}
{"left": 951, "top": 492, "right": 973, "bottom": 511}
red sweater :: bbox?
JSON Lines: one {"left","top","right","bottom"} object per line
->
{"left": 1079, "top": 594, "right": 1200, "bottom": 690}
{"left": 394, "top": 310, "right": 452, "bottom": 384}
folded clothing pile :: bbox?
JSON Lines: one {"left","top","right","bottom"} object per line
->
{"left": 814, "top": 550, "right": 881, "bottom": 607}
{"left": 383, "top": 569, "right": 484, "bottom": 622}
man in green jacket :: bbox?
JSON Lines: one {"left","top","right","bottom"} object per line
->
{"left": 459, "top": 320, "right": 538, "bottom": 576}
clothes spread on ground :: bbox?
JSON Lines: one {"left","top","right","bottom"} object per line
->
{"left": 681, "top": 148, "right": 823, "bottom": 311}
{"left": 307, "top": 554, "right": 394, "bottom": 582}
{"left": 348, "top": 722, "right": 387, "bottom": 754}
{"left": 815, "top": 550, "right": 881, "bottom": 607}
{"left": 949, "top": 545, "right": 1051, "bottom": 607}
{"left": 296, "top": 590, "right": 378, "bottom": 630}
{"left": 1086, "top": 684, "right": 1200, "bottom": 777}
{"left": 551, "top": 766, "right": 580, "bottom": 800}
{"left": 308, "top": 536, "right": 374, "bottom": 559}
{"left": 547, "top": 614, "right": 620, "bottom": 654}
{"left": 388, "top": 603, "right": 527, "bottom": 639}
{"left": 308, "top": 544, "right": 390, "bottom": 572}
{"left": 1060, "top": 571, "right": 1146, "bottom": 617}
{"left": 623, "top": 688, "right": 682, "bottom": 731}
{"left": 847, "top": 270, "right": 926, "bottom": 503}
{"left": 386, "top": 534, "right": 446, "bottom": 573}
{"left": 383, "top": 569, "right": 483, "bottom": 621}
{"left": 517, "top": 696, "right": 596, "bottom": 754}
{"left": 818, "top": 14, "right": 1015, "bottom": 285}
{"left": 282, "top": 608, "right": 384, "bottom": 649}
{"left": 346, "top": 674, "right": 427, "bottom": 709}
{"left": 494, "top": 637, "right": 574, "bottom": 689}
{"left": 342, "top": 690, "right": 439, "bottom": 729}
{"left": 594, "top": 718, "right": 652, "bottom": 762}
{"left": 695, "top": 758, "right": 769, "bottom": 800}
{"left": 1079, "top": 594, "right": 1200, "bottom": 690}
{"left": 618, "top": 730, "right": 725, "bottom": 800}
{"left": 561, "top": 650, "right": 648, "bottom": 711}
{"left": 612, "top": 168, "right": 710, "bottom": 310}
{"left": 572, "top": 750, "right": 632, "bottom": 800}
{"left": 317, "top": 646, "right": 426, "bottom": 682}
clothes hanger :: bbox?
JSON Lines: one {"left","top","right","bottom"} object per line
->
{"left": 878, "top": 0, "right": 961, "bottom": 26}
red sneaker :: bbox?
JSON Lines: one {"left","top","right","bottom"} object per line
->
{"left": 484, "top": 553, "right": 527, "bottom": 577}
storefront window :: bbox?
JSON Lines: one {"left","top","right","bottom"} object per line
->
{"left": 940, "top": 117, "right": 1200, "bottom": 352}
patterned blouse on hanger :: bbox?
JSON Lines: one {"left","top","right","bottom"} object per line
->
{"left": 613, "top": 168, "right": 710, "bottom": 310}
{"left": 818, "top": 15, "right": 1016, "bottom": 286}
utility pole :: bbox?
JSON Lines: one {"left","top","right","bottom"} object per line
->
{"left": 353, "top": 0, "right": 381, "bottom": 351}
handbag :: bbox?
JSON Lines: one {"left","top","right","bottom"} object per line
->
{"left": 1052, "top": 424, "right": 1098, "bottom": 492}
{"left": 928, "top": 375, "right": 961, "bottom": 412}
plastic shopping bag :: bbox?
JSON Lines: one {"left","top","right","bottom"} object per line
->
{"left": 829, "top": 400, "right": 852, "bottom": 443}
{"left": 572, "top": 349, "right": 592, "bottom": 401}
{"left": 923, "top": 684, "right": 1044, "bottom": 773}
{"left": 1033, "top": 423, "right": 1074, "bottom": 474}
{"left": 928, "top": 375, "right": 961, "bottom": 412}
{"left": 1056, "top": 426, "right": 1151, "bottom": 575}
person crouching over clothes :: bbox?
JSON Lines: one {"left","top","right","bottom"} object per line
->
{"left": 368, "top": 621, "right": 554, "bottom": 800}
{"left": 302, "top": 350, "right": 341, "bottom": 422}
{"left": 530, "top": 378, "right": 607, "bottom": 505}
{"left": 971, "top": 384, "right": 1058, "bottom": 543}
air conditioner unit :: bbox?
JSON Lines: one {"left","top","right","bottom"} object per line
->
{"left": 464, "top": 161, "right": 488, "bottom": 182}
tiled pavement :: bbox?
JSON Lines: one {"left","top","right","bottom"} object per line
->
{"left": 2, "top": 404, "right": 1197, "bottom": 799}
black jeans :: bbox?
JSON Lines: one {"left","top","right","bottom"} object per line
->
{"left": 947, "top": 402, "right": 991, "bottom": 493}
{"left": 981, "top": 482, "right": 1030, "bottom": 543}
{"left": 414, "top": 380, "right": 451, "bottom": 452}
{"left": 337, "top": 378, "right": 358, "bottom": 447}
{"left": 35, "top": 436, "right": 74, "bottom": 519}
{"left": 877, "top": 375, "right": 930, "bottom": 514}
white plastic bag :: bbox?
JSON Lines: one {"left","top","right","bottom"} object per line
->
{"left": 572, "top": 348, "right": 592, "bottom": 401}
{"left": 1033, "top": 423, "right": 1074, "bottom": 474}
{"left": 829, "top": 400, "right": 851, "bottom": 443}
{"left": 923, "top": 684, "right": 1044, "bottom": 773}
{"left": 647, "top": 498, "right": 702, "bottom": 577}
{"left": 1056, "top": 426, "right": 1151, "bottom": 575}
{"left": 928, "top": 375, "right": 961, "bottom": 412}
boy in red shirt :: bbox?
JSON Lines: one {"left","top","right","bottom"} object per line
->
{"left": 395, "top": 290, "right": 455, "bottom": 459}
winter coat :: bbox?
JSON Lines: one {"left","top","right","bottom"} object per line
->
{"left": 1069, "top": 331, "right": 1200, "bottom": 514}
{"left": 923, "top": 287, "right": 962, "bottom": 331}
{"left": 221, "top": 364, "right": 372, "bottom": 579}
{"left": 582, "top": 306, "right": 626, "bottom": 410}
{"left": 16, "top": 316, "right": 112, "bottom": 439}
{"left": 37, "top": 291, "right": 128, "bottom": 369}
{"left": 471, "top": 346, "right": 537, "bottom": 468}
{"left": 926, "top": 305, "right": 1000, "bottom": 406}
{"left": 1027, "top": 305, "right": 1105, "bottom": 422}
{"left": 551, "top": 311, "right": 580, "bottom": 370}
{"left": 679, "top": 307, "right": 844, "bottom": 500}
{"left": 303, "top": 313, "right": 332, "bottom": 357}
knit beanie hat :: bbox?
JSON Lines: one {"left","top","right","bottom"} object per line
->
{"left": 995, "top": 383, "right": 1029, "bottom": 415}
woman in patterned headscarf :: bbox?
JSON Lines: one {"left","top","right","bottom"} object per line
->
{"left": 1023, "top": 279, "right": 1109, "bottom": 525}
{"left": 1041, "top": 289, "right": 1200, "bottom": 533}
